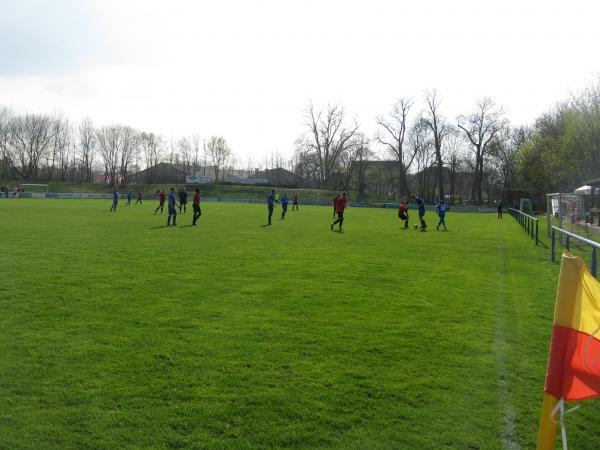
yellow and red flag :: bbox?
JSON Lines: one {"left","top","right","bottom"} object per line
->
{"left": 537, "top": 251, "right": 600, "bottom": 449}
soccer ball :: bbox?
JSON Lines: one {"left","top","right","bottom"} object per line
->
{"left": 414, "top": 224, "right": 418, "bottom": 229}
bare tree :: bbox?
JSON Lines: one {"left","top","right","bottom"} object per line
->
{"left": 177, "top": 136, "right": 193, "bottom": 172}
{"left": 78, "top": 118, "right": 96, "bottom": 183}
{"left": 139, "top": 132, "right": 163, "bottom": 183}
{"left": 54, "top": 118, "right": 72, "bottom": 181}
{"left": 292, "top": 145, "right": 320, "bottom": 188}
{"left": 408, "top": 120, "right": 434, "bottom": 198}
{"left": 10, "top": 113, "right": 57, "bottom": 180}
{"left": 191, "top": 134, "right": 202, "bottom": 173}
{"left": 421, "top": 90, "right": 450, "bottom": 201}
{"left": 299, "top": 102, "right": 360, "bottom": 186}
{"left": 353, "top": 137, "right": 375, "bottom": 195}
{"left": 490, "top": 125, "right": 530, "bottom": 201}
{"left": 206, "top": 136, "right": 231, "bottom": 182}
{"left": 458, "top": 97, "right": 507, "bottom": 204}
{"left": 119, "top": 126, "right": 138, "bottom": 184}
{"left": 443, "top": 128, "right": 466, "bottom": 204}
{"left": 0, "top": 107, "right": 14, "bottom": 180}
{"left": 96, "top": 125, "right": 138, "bottom": 185}
{"left": 376, "top": 98, "right": 416, "bottom": 196}
{"left": 337, "top": 133, "right": 371, "bottom": 191}
{"left": 96, "top": 126, "right": 120, "bottom": 184}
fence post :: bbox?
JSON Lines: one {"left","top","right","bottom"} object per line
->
{"left": 530, "top": 218, "right": 533, "bottom": 238}
{"left": 592, "top": 248, "right": 597, "bottom": 278}
{"left": 535, "top": 220, "right": 539, "bottom": 246}
{"left": 552, "top": 228, "right": 555, "bottom": 262}
{"left": 566, "top": 236, "right": 570, "bottom": 251}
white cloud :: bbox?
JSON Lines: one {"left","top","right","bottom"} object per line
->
{"left": 0, "top": 0, "right": 599, "bottom": 159}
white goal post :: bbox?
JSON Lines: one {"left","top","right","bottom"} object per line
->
{"left": 21, "top": 184, "right": 49, "bottom": 197}
{"left": 546, "top": 192, "right": 587, "bottom": 238}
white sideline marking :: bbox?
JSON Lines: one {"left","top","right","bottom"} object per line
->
{"left": 495, "top": 222, "right": 521, "bottom": 450}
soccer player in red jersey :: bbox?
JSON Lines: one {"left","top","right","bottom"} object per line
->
{"left": 398, "top": 199, "right": 409, "bottom": 229}
{"left": 330, "top": 191, "right": 348, "bottom": 232}
{"left": 154, "top": 189, "right": 166, "bottom": 214}
{"left": 332, "top": 193, "right": 340, "bottom": 218}
{"left": 192, "top": 188, "right": 201, "bottom": 225}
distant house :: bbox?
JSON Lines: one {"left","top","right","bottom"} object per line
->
{"left": 246, "top": 167, "right": 295, "bottom": 186}
{"left": 358, "top": 160, "right": 398, "bottom": 196}
{"left": 407, "top": 167, "right": 474, "bottom": 203}
{"left": 352, "top": 161, "right": 476, "bottom": 202}
{"left": 129, "top": 162, "right": 188, "bottom": 184}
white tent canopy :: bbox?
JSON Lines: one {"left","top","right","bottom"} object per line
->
{"left": 575, "top": 185, "right": 600, "bottom": 194}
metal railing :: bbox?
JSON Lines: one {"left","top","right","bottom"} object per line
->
{"left": 508, "top": 208, "right": 539, "bottom": 245}
{"left": 552, "top": 226, "right": 600, "bottom": 277}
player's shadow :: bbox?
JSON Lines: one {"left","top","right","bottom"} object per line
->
{"left": 178, "top": 225, "right": 194, "bottom": 228}
{"left": 148, "top": 225, "right": 168, "bottom": 229}
{"left": 260, "top": 224, "right": 272, "bottom": 228}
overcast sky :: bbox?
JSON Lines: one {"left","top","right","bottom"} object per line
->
{"left": 0, "top": 0, "right": 599, "bottom": 162}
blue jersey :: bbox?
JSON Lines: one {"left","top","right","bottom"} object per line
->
{"left": 281, "top": 195, "right": 288, "bottom": 205}
{"left": 415, "top": 197, "right": 425, "bottom": 214}
{"left": 113, "top": 191, "right": 119, "bottom": 201}
{"left": 168, "top": 192, "right": 177, "bottom": 208}
{"left": 127, "top": 191, "right": 132, "bottom": 200}
{"left": 436, "top": 203, "right": 449, "bottom": 216}
{"left": 267, "top": 193, "right": 275, "bottom": 206}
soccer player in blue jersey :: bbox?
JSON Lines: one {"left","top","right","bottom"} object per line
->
{"left": 127, "top": 189, "right": 133, "bottom": 206}
{"left": 412, "top": 194, "right": 426, "bottom": 231}
{"left": 267, "top": 188, "right": 277, "bottom": 225}
{"left": 435, "top": 200, "right": 449, "bottom": 231}
{"left": 280, "top": 192, "right": 289, "bottom": 219}
{"left": 110, "top": 187, "right": 119, "bottom": 212}
{"left": 167, "top": 187, "right": 180, "bottom": 226}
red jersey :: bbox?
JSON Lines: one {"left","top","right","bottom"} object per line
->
{"left": 398, "top": 202, "right": 408, "bottom": 214}
{"left": 335, "top": 196, "right": 347, "bottom": 213}
{"left": 332, "top": 195, "right": 339, "bottom": 205}
{"left": 159, "top": 192, "right": 166, "bottom": 204}
{"left": 193, "top": 192, "right": 200, "bottom": 206}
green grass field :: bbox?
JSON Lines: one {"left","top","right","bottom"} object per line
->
{"left": 1, "top": 199, "right": 599, "bottom": 449}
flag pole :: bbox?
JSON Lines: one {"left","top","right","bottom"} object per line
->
{"left": 536, "top": 393, "right": 558, "bottom": 450}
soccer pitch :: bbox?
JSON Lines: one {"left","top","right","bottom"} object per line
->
{"left": 0, "top": 199, "right": 598, "bottom": 449}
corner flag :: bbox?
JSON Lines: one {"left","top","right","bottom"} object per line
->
{"left": 537, "top": 251, "right": 600, "bottom": 449}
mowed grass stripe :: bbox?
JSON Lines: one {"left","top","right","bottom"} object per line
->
{"left": 0, "top": 199, "right": 598, "bottom": 449}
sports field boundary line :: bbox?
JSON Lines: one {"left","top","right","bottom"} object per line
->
{"left": 494, "top": 221, "right": 521, "bottom": 450}
{"left": 19, "top": 193, "right": 498, "bottom": 212}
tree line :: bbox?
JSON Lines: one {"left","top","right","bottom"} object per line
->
{"left": 1, "top": 80, "right": 598, "bottom": 204}
{"left": 0, "top": 110, "right": 236, "bottom": 185}
{"left": 294, "top": 90, "right": 514, "bottom": 203}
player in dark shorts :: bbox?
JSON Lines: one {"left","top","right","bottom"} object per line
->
{"left": 497, "top": 201, "right": 503, "bottom": 219}
{"left": 412, "top": 194, "right": 427, "bottom": 231}
{"left": 267, "top": 188, "right": 277, "bottom": 225}
{"left": 398, "top": 199, "right": 409, "bottom": 228}
{"left": 110, "top": 187, "right": 119, "bottom": 212}
{"left": 179, "top": 187, "right": 188, "bottom": 213}
{"left": 127, "top": 189, "right": 132, "bottom": 206}
{"left": 192, "top": 188, "right": 201, "bottom": 225}
{"left": 292, "top": 192, "right": 299, "bottom": 211}
{"left": 332, "top": 193, "right": 340, "bottom": 218}
{"left": 155, "top": 190, "right": 166, "bottom": 214}
{"left": 330, "top": 191, "right": 348, "bottom": 231}
{"left": 167, "top": 187, "right": 179, "bottom": 226}
{"left": 280, "top": 192, "right": 289, "bottom": 219}
{"left": 135, "top": 190, "right": 143, "bottom": 205}
{"left": 435, "top": 200, "right": 449, "bottom": 231}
